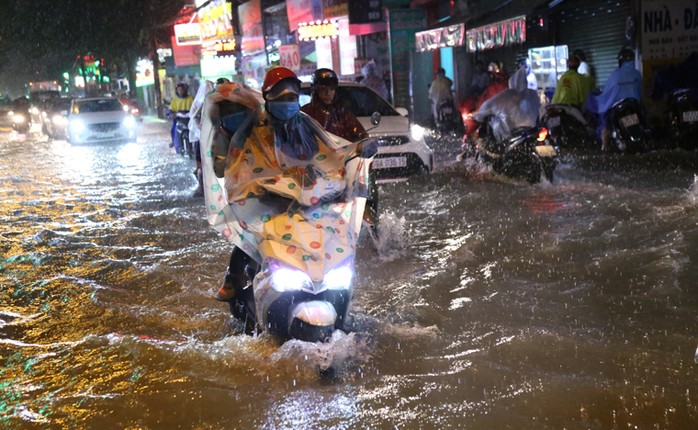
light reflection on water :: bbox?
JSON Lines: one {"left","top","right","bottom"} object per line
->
{"left": 1, "top": 125, "right": 698, "bottom": 427}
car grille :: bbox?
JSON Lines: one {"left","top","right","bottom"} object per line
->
{"left": 376, "top": 135, "right": 410, "bottom": 146}
{"left": 88, "top": 122, "right": 120, "bottom": 133}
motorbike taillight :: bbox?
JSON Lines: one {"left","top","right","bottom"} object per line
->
{"left": 537, "top": 128, "right": 548, "bottom": 142}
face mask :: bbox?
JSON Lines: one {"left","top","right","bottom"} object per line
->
{"left": 267, "top": 101, "right": 300, "bottom": 121}
{"left": 221, "top": 112, "right": 246, "bottom": 134}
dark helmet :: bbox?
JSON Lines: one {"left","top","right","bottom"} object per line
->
{"left": 216, "top": 77, "right": 231, "bottom": 85}
{"left": 567, "top": 55, "right": 581, "bottom": 70}
{"left": 573, "top": 49, "right": 586, "bottom": 62}
{"left": 312, "top": 68, "right": 338, "bottom": 89}
{"left": 617, "top": 48, "right": 635, "bottom": 66}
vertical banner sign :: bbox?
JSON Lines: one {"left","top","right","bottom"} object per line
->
{"left": 641, "top": 0, "right": 698, "bottom": 60}
{"left": 279, "top": 45, "right": 301, "bottom": 71}
{"left": 240, "top": 0, "right": 265, "bottom": 56}
{"left": 388, "top": 8, "right": 426, "bottom": 110}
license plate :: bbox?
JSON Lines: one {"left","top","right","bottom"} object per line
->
{"left": 535, "top": 145, "right": 557, "bottom": 157}
{"left": 620, "top": 113, "right": 639, "bottom": 128}
{"left": 372, "top": 156, "right": 407, "bottom": 169}
{"left": 547, "top": 116, "right": 561, "bottom": 128}
{"left": 683, "top": 110, "right": 698, "bottom": 123}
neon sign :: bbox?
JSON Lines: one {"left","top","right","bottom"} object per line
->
{"left": 297, "top": 20, "right": 339, "bottom": 41}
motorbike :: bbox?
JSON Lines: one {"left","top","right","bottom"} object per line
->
{"left": 174, "top": 113, "right": 194, "bottom": 159}
{"left": 541, "top": 103, "right": 593, "bottom": 149}
{"left": 667, "top": 88, "right": 698, "bottom": 150}
{"left": 200, "top": 84, "right": 378, "bottom": 342}
{"left": 10, "top": 98, "right": 31, "bottom": 134}
{"left": 434, "top": 98, "right": 464, "bottom": 134}
{"left": 462, "top": 116, "right": 557, "bottom": 183}
{"left": 606, "top": 98, "right": 650, "bottom": 153}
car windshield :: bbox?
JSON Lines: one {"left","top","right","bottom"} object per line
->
{"left": 300, "top": 85, "right": 399, "bottom": 117}
{"left": 338, "top": 86, "right": 398, "bottom": 117}
{"left": 73, "top": 99, "right": 122, "bottom": 114}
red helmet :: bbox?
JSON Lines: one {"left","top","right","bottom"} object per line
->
{"left": 262, "top": 67, "right": 301, "bottom": 99}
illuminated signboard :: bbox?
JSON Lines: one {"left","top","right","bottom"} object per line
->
{"left": 298, "top": 20, "right": 339, "bottom": 41}
{"left": 214, "top": 40, "right": 236, "bottom": 56}
{"left": 174, "top": 23, "right": 202, "bottom": 46}
{"left": 198, "top": 0, "right": 234, "bottom": 44}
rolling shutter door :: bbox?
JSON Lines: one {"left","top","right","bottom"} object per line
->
{"left": 553, "top": 0, "right": 632, "bottom": 87}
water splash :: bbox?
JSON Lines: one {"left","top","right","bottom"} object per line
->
{"left": 687, "top": 174, "right": 698, "bottom": 205}
{"left": 370, "top": 211, "right": 409, "bottom": 261}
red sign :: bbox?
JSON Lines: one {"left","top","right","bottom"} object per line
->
{"left": 415, "top": 24, "right": 465, "bottom": 52}
{"left": 279, "top": 45, "right": 301, "bottom": 71}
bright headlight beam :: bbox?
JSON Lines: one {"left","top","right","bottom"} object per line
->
{"left": 271, "top": 267, "right": 312, "bottom": 292}
{"left": 324, "top": 265, "right": 353, "bottom": 290}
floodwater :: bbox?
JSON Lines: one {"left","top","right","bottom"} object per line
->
{"left": 1, "top": 121, "right": 697, "bottom": 429}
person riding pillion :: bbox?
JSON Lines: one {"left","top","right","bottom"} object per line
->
{"left": 550, "top": 55, "right": 594, "bottom": 124}
{"left": 301, "top": 68, "right": 368, "bottom": 143}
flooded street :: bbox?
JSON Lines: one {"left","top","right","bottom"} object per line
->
{"left": 2, "top": 121, "right": 698, "bottom": 429}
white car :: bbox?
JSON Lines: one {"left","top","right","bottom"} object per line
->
{"left": 300, "top": 82, "right": 433, "bottom": 183}
{"left": 68, "top": 97, "right": 137, "bottom": 144}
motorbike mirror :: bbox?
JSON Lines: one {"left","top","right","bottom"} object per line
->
{"left": 370, "top": 111, "right": 381, "bottom": 126}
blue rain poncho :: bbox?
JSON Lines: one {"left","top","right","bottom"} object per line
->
{"left": 473, "top": 66, "right": 540, "bottom": 141}
{"left": 585, "top": 61, "right": 642, "bottom": 115}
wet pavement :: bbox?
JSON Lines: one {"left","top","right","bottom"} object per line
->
{"left": 1, "top": 120, "right": 698, "bottom": 429}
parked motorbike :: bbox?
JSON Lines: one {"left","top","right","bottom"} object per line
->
{"left": 606, "top": 98, "right": 650, "bottom": 153}
{"left": 541, "top": 103, "right": 592, "bottom": 149}
{"left": 667, "top": 88, "right": 698, "bottom": 150}
{"left": 200, "top": 86, "right": 378, "bottom": 342}
{"left": 462, "top": 116, "right": 557, "bottom": 183}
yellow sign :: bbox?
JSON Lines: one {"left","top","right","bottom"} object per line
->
{"left": 297, "top": 20, "right": 339, "bottom": 41}
{"left": 198, "top": 0, "right": 233, "bottom": 43}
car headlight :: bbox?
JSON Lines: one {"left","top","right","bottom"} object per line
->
{"left": 323, "top": 262, "right": 354, "bottom": 290}
{"left": 51, "top": 114, "right": 67, "bottom": 126}
{"left": 411, "top": 124, "right": 425, "bottom": 141}
{"left": 12, "top": 113, "right": 26, "bottom": 124}
{"left": 270, "top": 263, "right": 313, "bottom": 292}
{"left": 69, "top": 119, "right": 86, "bottom": 133}
{"left": 122, "top": 116, "right": 137, "bottom": 129}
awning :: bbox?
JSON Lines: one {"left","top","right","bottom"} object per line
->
{"left": 415, "top": 23, "right": 465, "bottom": 52}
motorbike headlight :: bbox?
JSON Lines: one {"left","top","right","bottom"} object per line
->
{"left": 12, "top": 113, "right": 26, "bottom": 124}
{"left": 31, "top": 106, "right": 39, "bottom": 115}
{"left": 122, "top": 116, "right": 137, "bottom": 129}
{"left": 411, "top": 124, "right": 425, "bottom": 141}
{"left": 323, "top": 262, "right": 354, "bottom": 290}
{"left": 122, "top": 104, "right": 129, "bottom": 112}
{"left": 52, "top": 114, "right": 67, "bottom": 125}
{"left": 69, "top": 119, "right": 86, "bottom": 133}
{"left": 270, "top": 264, "right": 313, "bottom": 292}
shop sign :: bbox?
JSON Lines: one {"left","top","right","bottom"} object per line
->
{"left": 466, "top": 15, "right": 526, "bottom": 52}
{"left": 136, "top": 59, "right": 154, "bottom": 87}
{"left": 171, "top": 36, "right": 200, "bottom": 67}
{"left": 214, "top": 40, "right": 237, "bottom": 57}
{"left": 174, "top": 23, "right": 202, "bottom": 46}
{"left": 641, "top": 0, "right": 698, "bottom": 60}
{"left": 297, "top": 20, "right": 340, "bottom": 41}
{"left": 415, "top": 23, "right": 465, "bottom": 52}
{"left": 279, "top": 44, "right": 301, "bottom": 71}
{"left": 287, "top": 0, "right": 315, "bottom": 32}
{"left": 323, "top": 0, "right": 349, "bottom": 19}
{"left": 240, "top": 0, "right": 264, "bottom": 55}
{"left": 197, "top": 0, "right": 234, "bottom": 44}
